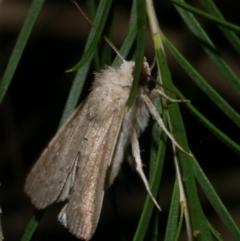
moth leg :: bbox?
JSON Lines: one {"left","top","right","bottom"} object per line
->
{"left": 141, "top": 94, "right": 192, "bottom": 156}
{"left": 150, "top": 88, "right": 189, "bottom": 103}
{"left": 125, "top": 147, "right": 135, "bottom": 170}
{"left": 131, "top": 129, "right": 161, "bottom": 211}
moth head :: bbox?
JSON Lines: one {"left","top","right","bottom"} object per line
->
{"left": 138, "top": 57, "right": 156, "bottom": 92}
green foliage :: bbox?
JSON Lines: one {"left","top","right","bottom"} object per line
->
{"left": 1, "top": 0, "right": 239, "bottom": 240}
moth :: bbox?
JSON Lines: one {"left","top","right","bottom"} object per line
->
{"left": 25, "top": 31, "right": 192, "bottom": 240}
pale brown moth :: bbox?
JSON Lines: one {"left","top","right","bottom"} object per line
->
{"left": 24, "top": 7, "right": 190, "bottom": 241}
{"left": 25, "top": 57, "right": 190, "bottom": 240}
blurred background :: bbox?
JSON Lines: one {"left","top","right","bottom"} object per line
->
{"left": 0, "top": 0, "right": 240, "bottom": 240}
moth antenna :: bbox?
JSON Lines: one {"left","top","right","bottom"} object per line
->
{"left": 150, "top": 57, "right": 157, "bottom": 71}
{"left": 72, "top": 0, "right": 125, "bottom": 62}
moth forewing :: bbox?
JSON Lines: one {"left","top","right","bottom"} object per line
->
{"left": 24, "top": 102, "right": 90, "bottom": 209}
{"left": 25, "top": 60, "right": 139, "bottom": 240}
{"left": 58, "top": 109, "right": 125, "bottom": 240}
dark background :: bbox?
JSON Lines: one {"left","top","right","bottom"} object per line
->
{"left": 0, "top": 0, "right": 240, "bottom": 240}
